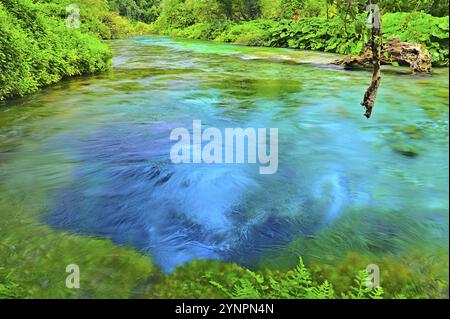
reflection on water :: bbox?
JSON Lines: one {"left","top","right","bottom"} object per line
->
{"left": 0, "top": 36, "right": 448, "bottom": 272}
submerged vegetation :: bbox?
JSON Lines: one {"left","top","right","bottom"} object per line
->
{"left": 145, "top": 259, "right": 385, "bottom": 299}
{"left": 0, "top": 159, "right": 447, "bottom": 299}
{"left": 0, "top": 0, "right": 448, "bottom": 300}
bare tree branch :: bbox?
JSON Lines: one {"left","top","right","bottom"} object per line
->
{"left": 361, "top": 8, "right": 382, "bottom": 119}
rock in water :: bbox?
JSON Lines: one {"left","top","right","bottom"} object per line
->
{"left": 335, "top": 38, "right": 432, "bottom": 73}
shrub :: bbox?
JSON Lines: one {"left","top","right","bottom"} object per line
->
{"left": 267, "top": 16, "right": 368, "bottom": 55}
{"left": 133, "top": 21, "right": 155, "bottom": 35}
{"left": 383, "top": 12, "right": 449, "bottom": 66}
{"left": 0, "top": 0, "right": 112, "bottom": 101}
{"left": 109, "top": 0, "right": 161, "bottom": 24}
{"left": 172, "top": 21, "right": 234, "bottom": 40}
{"left": 268, "top": 12, "right": 448, "bottom": 65}
{"left": 217, "top": 19, "right": 277, "bottom": 46}
{"left": 35, "top": 0, "right": 137, "bottom": 40}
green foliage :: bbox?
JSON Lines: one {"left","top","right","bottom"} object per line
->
{"left": 0, "top": 0, "right": 157, "bottom": 101}
{"left": 299, "top": 0, "right": 328, "bottom": 18}
{"left": 153, "top": 10, "right": 448, "bottom": 66}
{"left": 217, "top": 19, "right": 277, "bottom": 46}
{"left": 109, "top": 0, "right": 161, "bottom": 23}
{"left": 259, "top": 207, "right": 449, "bottom": 299}
{"left": 229, "top": 0, "right": 261, "bottom": 21}
{"left": 209, "top": 258, "right": 383, "bottom": 299}
{"left": 172, "top": 21, "right": 233, "bottom": 40}
{"left": 379, "top": 0, "right": 449, "bottom": 17}
{"left": 36, "top": 0, "right": 139, "bottom": 40}
{"left": 259, "top": 0, "right": 282, "bottom": 19}
{"left": 0, "top": 267, "right": 22, "bottom": 299}
{"left": 343, "top": 270, "right": 384, "bottom": 299}
{"left": 143, "top": 258, "right": 387, "bottom": 299}
{"left": 186, "top": 0, "right": 227, "bottom": 23}
{"left": 0, "top": 0, "right": 113, "bottom": 101}
{"left": 268, "top": 16, "right": 368, "bottom": 55}
{"left": 152, "top": 0, "right": 264, "bottom": 32}
{"left": 279, "top": 0, "right": 304, "bottom": 19}
{"left": 269, "top": 11, "right": 449, "bottom": 64}
{"left": 153, "top": 0, "right": 195, "bottom": 31}
{"left": 383, "top": 12, "right": 449, "bottom": 66}
{"left": 266, "top": 0, "right": 330, "bottom": 19}
{"left": 143, "top": 260, "right": 250, "bottom": 298}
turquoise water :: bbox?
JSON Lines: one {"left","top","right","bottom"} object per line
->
{"left": 0, "top": 36, "right": 448, "bottom": 273}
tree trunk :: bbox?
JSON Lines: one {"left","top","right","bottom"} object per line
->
{"left": 361, "top": 12, "right": 382, "bottom": 119}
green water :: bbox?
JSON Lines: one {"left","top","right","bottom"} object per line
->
{"left": 0, "top": 36, "right": 448, "bottom": 297}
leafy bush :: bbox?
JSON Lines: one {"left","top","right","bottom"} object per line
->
{"left": 217, "top": 19, "right": 276, "bottom": 46}
{"left": 0, "top": 0, "right": 157, "bottom": 101}
{"left": 383, "top": 12, "right": 449, "bottom": 66}
{"left": 35, "top": 0, "right": 138, "bottom": 40}
{"left": 268, "top": 17, "right": 368, "bottom": 55}
{"left": 268, "top": 12, "right": 449, "bottom": 64}
{"left": 133, "top": 21, "right": 155, "bottom": 35}
{"left": 152, "top": 0, "right": 266, "bottom": 33}
{"left": 172, "top": 21, "right": 234, "bottom": 40}
{"left": 153, "top": 0, "right": 195, "bottom": 32}
{"left": 0, "top": 0, "right": 113, "bottom": 101}
{"left": 380, "top": 0, "right": 449, "bottom": 17}
{"left": 109, "top": 0, "right": 161, "bottom": 23}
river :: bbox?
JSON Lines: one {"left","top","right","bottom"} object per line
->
{"left": 0, "top": 36, "right": 448, "bottom": 274}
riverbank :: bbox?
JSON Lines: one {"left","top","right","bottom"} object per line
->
{"left": 2, "top": 2, "right": 447, "bottom": 102}
{"left": 149, "top": 12, "right": 449, "bottom": 67}
{"left": 0, "top": 0, "right": 152, "bottom": 101}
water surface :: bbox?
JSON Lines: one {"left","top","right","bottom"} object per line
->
{"left": 0, "top": 36, "right": 448, "bottom": 272}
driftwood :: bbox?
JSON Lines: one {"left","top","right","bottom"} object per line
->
{"left": 336, "top": 38, "right": 432, "bottom": 73}
{"left": 334, "top": 5, "right": 431, "bottom": 119}
{"left": 360, "top": 12, "right": 382, "bottom": 119}
{"left": 336, "top": 37, "right": 432, "bottom": 118}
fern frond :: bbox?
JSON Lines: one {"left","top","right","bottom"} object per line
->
{"left": 233, "top": 279, "right": 261, "bottom": 299}
{"left": 307, "top": 280, "right": 335, "bottom": 299}
{"left": 209, "top": 280, "right": 233, "bottom": 298}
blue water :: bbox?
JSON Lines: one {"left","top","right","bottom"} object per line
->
{"left": 0, "top": 36, "right": 448, "bottom": 272}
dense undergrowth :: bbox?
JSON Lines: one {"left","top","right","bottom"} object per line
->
{"left": 0, "top": 0, "right": 152, "bottom": 101}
